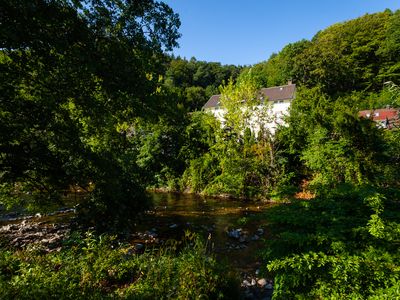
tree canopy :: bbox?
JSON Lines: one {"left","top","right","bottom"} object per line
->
{"left": 249, "top": 10, "right": 400, "bottom": 96}
{"left": 0, "top": 0, "right": 181, "bottom": 225}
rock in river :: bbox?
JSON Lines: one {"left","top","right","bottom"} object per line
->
{"left": 227, "top": 228, "right": 241, "bottom": 239}
{"left": 257, "top": 278, "right": 267, "bottom": 287}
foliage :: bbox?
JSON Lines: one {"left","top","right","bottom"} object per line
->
{"left": 263, "top": 186, "right": 400, "bottom": 299}
{"left": 0, "top": 0, "right": 180, "bottom": 226}
{"left": 0, "top": 231, "right": 235, "bottom": 299}
{"left": 164, "top": 57, "right": 242, "bottom": 111}
{"left": 246, "top": 40, "right": 310, "bottom": 88}
{"left": 180, "top": 73, "right": 286, "bottom": 198}
{"left": 275, "top": 85, "right": 396, "bottom": 192}
{"left": 251, "top": 10, "right": 400, "bottom": 95}
{"left": 133, "top": 117, "right": 186, "bottom": 190}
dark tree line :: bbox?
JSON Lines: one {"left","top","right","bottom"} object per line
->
{"left": 164, "top": 57, "right": 242, "bottom": 111}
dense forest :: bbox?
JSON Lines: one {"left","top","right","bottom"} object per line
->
{"left": 1, "top": 1, "right": 400, "bottom": 298}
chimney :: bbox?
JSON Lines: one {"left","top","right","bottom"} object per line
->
{"left": 287, "top": 79, "right": 292, "bottom": 85}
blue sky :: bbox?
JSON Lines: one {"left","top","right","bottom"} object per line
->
{"left": 163, "top": 0, "right": 400, "bottom": 66}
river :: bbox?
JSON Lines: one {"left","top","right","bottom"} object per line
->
{"left": 0, "top": 192, "right": 274, "bottom": 291}
{"left": 136, "top": 192, "right": 273, "bottom": 274}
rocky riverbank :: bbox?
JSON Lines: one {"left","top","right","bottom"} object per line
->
{"left": 241, "top": 276, "right": 274, "bottom": 300}
{"left": 1, "top": 192, "right": 276, "bottom": 299}
{"left": 0, "top": 220, "right": 70, "bottom": 252}
{"left": 0, "top": 207, "right": 77, "bottom": 252}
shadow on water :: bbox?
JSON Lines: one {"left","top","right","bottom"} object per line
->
{"left": 132, "top": 192, "right": 274, "bottom": 274}
{"left": 0, "top": 191, "right": 274, "bottom": 276}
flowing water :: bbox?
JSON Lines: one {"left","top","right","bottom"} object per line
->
{"left": 1, "top": 192, "right": 274, "bottom": 276}
{"left": 136, "top": 192, "right": 273, "bottom": 274}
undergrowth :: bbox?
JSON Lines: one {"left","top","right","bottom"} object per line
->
{"left": 0, "top": 231, "right": 236, "bottom": 299}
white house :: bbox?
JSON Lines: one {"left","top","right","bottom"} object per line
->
{"left": 203, "top": 82, "right": 296, "bottom": 135}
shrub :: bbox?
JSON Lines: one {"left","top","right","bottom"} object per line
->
{"left": 262, "top": 186, "right": 400, "bottom": 299}
{"left": 0, "top": 231, "right": 236, "bottom": 299}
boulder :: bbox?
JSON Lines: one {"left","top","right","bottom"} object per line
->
{"left": 242, "top": 280, "right": 252, "bottom": 287}
{"left": 257, "top": 278, "right": 267, "bottom": 287}
{"left": 227, "top": 229, "right": 241, "bottom": 239}
{"left": 135, "top": 243, "right": 144, "bottom": 251}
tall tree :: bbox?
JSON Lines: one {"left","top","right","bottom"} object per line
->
{"left": 0, "top": 0, "right": 181, "bottom": 226}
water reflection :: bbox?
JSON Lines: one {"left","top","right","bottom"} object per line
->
{"left": 1, "top": 191, "right": 273, "bottom": 274}
{"left": 136, "top": 192, "right": 273, "bottom": 273}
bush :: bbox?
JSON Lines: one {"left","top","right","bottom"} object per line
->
{"left": 0, "top": 231, "right": 236, "bottom": 299}
{"left": 262, "top": 186, "right": 400, "bottom": 299}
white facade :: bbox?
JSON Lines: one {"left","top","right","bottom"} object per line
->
{"left": 204, "top": 98, "right": 292, "bottom": 136}
{"left": 203, "top": 83, "right": 296, "bottom": 136}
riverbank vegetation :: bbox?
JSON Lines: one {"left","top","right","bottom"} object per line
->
{"left": 1, "top": 1, "right": 400, "bottom": 298}
{"left": 264, "top": 186, "right": 400, "bottom": 299}
{"left": 0, "top": 231, "right": 234, "bottom": 299}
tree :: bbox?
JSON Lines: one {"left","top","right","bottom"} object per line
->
{"left": 0, "top": 0, "right": 181, "bottom": 227}
{"left": 181, "top": 73, "right": 283, "bottom": 198}
{"left": 247, "top": 40, "right": 310, "bottom": 88}
{"left": 164, "top": 57, "right": 242, "bottom": 112}
{"left": 184, "top": 86, "right": 207, "bottom": 111}
{"left": 378, "top": 10, "right": 400, "bottom": 83}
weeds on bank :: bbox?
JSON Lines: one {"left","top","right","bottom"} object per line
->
{"left": 0, "top": 231, "right": 236, "bottom": 299}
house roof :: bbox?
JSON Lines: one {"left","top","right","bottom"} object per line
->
{"left": 358, "top": 108, "right": 399, "bottom": 121}
{"left": 259, "top": 84, "right": 296, "bottom": 102}
{"left": 203, "top": 83, "right": 296, "bottom": 109}
{"left": 203, "top": 94, "right": 221, "bottom": 109}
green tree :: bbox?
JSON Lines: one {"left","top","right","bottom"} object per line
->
{"left": 184, "top": 86, "right": 207, "bottom": 111}
{"left": 378, "top": 10, "right": 400, "bottom": 83}
{"left": 0, "top": 0, "right": 181, "bottom": 226}
{"left": 181, "top": 73, "right": 283, "bottom": 198}
{"left": 248, "top": 40, "right": 310, "bottom": 88}
{"left": 164, "top": 57, "right": 242, "bottom": 111}
{"left": 296, "top": 11, "right": 393, "bottom": 94}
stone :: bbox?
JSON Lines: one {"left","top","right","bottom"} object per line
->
{"left": 135, "top": 243, "right": 144, "bottom": 251}
{"left": 257, "top": 278, "right": 267, "bottom": 287}
{"left": 169, "top": 224, "right": 178, "bottom": 229}
{"left": 251, "top": 234, "right": 260, "bottom": 241}
{"left": 256, "top": 228, "right": 264, "bottom": 235}
{"left": 146, "top": 231, "right": 157, "bottom": 238}
{"left": 227, "top": 229, "right": 241, "bottom": 239}
{"left": 242, "top": 280, "right": 252, "bottom": 287}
